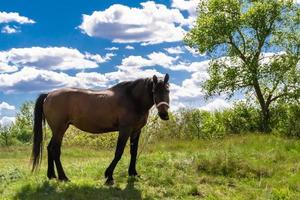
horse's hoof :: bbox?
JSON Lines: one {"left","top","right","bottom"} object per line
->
{"left": 47, "top": 175, "right": 57, "bottom": 180}
{"left": 105, "top": 179, "right": 114, "bottom": 186}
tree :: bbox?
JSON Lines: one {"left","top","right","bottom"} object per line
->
{"left": 185, "top": 0, "right": 300, "bottom": 132}
{"left": 12, "top": 101, "right": 34, "bottom": 143}
{"left": 0, "top": 125, "right": 11, "bottom": 146}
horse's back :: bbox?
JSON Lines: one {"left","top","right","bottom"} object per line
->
{"left": 43, "top": 88, "right": 121, "bottom": 133}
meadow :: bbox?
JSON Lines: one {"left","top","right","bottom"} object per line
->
{"left": 1, "top": 134, "right": 300, "bottom": 200}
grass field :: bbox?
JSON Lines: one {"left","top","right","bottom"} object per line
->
{"left": 0, "top": 134, "right": 300, "bottom": 200}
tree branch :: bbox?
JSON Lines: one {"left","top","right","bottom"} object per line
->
{"left": 269, "top": 92, "right": 289, "bottom": 103}
{"left": 266, "top": 79, "right": 281, "bottom": 106}
{"left": 237, "top": 28, "right": 246, "bottom": 54}
{"left": 228, "top": 36, "right": 247, "bottom": 63}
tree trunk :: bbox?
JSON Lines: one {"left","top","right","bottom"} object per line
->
{"left": 253, "top": 79, "right": 271, "bottom": 133}
{"left": 261, "top": 107, "right": 271, "bottom": 133}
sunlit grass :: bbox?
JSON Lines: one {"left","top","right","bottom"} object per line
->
{"left": 0, "top": 134, "right": 300, "bottom": 199}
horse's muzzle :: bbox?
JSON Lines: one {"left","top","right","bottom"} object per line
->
{"left": 158, "top": 112, "right": 169, "bottom": 120}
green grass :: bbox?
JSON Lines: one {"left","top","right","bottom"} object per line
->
{"left": 0, "top": 134, "right": 300, "bottom": 200}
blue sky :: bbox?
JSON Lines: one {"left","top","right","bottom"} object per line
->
{"left": 0, "top": 0, "right": 234, "bottom": 126}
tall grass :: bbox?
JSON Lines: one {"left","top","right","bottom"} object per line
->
{"left": 0, "top": 134, "right": 299, "bottom": 199}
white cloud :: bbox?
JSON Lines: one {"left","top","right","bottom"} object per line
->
{"left": 199, "top": 98, "right": 232, "bottom": 111}
{"left": 0, "top": 102, "right": 16, "bottom": 127}
{"left": 171, "top": 71, "right": 208, "bottom": 102}
{"left": 118, "top": 52, "right": 177, "bottom": 70}
{"left": 1, "top": 25, "right": 19, "bottom": 34}
{"left": 0, "top": 62, "right": 167, "bottom": 93}
{"left": 106, "top": 68, "right": 162, "bottom": 83}
{"left": 79, "top": 1, "right": 187, "bottom": 45}
{"left": 0, "top": 102, "right": 15, "bottom": 111}
{"left": 76, "top": 72, "right": 108, "bottom": 88}
{"left": 125, "top": 45, "right": 135, "bottom": 50}
{"left": 164, "top": 46, "right": 184, "bottom": 54}
{"left": 0, "top": 67, "right": 85, "bottom": 93}
{"left": 185, "top": 46, "right": 203, "bottom": 56}
{"left": 171, "top": 0, "right": 198, "bottom": 16}
{"left": 170, "top": 60, "right": 209, "bottom": 72}
{"left": 105, "top": 47, "right": 119, "bottom": 51}
{"left": 84, "top": 52, "right": 115, "bottom": 64}
{"left": 0, "top": 116, "right": 15, "bottom": 127}
{"left": 0, "top": 47, "right": 114, "bottom": 71}
{"left": 0, "top": 11, "right": 35, "bottom": 24}
{"left": 0, "top": 64, "right": 18, "bottom": 73}
{"left": 0, "top": 66, "right": 118, "bottom": 93}
{"left": 118, "top": 51, "right": 210, "bottom": 73}
{"left": 171, "top": 0, "right": 199, "bottom": 26}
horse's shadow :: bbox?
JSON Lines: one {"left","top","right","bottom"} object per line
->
{"left": 14, "top": 178, "right": 142, "bottom": 200}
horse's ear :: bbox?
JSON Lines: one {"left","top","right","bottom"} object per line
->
{"left": 164, "top": 73, "right": 169, "bottom": 84}
{"left": 153, "top": 75, "right": 158, "bottom": 84}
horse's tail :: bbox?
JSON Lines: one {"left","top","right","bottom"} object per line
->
{"left": 31, "top": 93, "right": 48, "bottom": 172}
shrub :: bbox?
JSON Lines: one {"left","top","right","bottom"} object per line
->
{"left": 1, "top": 101, "right": 299, "bottom": 146}
{"left": 271, "top": 103, "right": 300, "bottom": 138}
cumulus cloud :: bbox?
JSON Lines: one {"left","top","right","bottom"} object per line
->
{"left": 0, "top": 102, "right": 15, "bottom": 111}
{"left": 0, "top": 102, "right": 15, "bottom": 123}
{"left": 0, "top": 64, "right": 164, "bottom": 93}
{"left": 171, "top": 60, "right": 210, "bottom": 72}
{"left": 125, "top": 45, "right": 135, "bottom": 50}
{"left": 164, "top": 46, "right": 184, "bottom": 54}
{"left": 0, "top": 11, "right": 35, "bottom": 24}
{"left": 0, "top": 47, "right": 114, "bottom": 71}
{"left": 171, "top": 0, "right": 199, "bottom": 26}
{"left": 171, "top": 71, "right": 208, "bottom": 102}
{"left": 185, "top": 46, "right": 203, "bottom": 56}
{"left": 1, "top": 25, "right": 19, "bottom": 34}
{"left": 118, "top": 52, "right": 177, "bottom": 70}
{"left": 0, "top": 67, "right": 85, "bottom": 93}
{"left": 105, "top": 47, "right": 119, "bottom": 51}
{"left": 106, "top": 68, "right": 162, "bottom": 83}
{"left": 0, "top": 116, "right": 15, "bottom": 127}
{"left": 0, "top": 11, "right": 35, "bottom": 34}
{"left": 199, "top": 98, "right": 232, "bottom": 111}
{"left": 79, "top": 1, "right": 187, "bottom": 45}
{"left": 0, "top": 63, "right": 18, "bottom": 73}
{"left": 169, "top": 59, "right": 210, "bottom": 109}
{"left": 118, "top": 51, "right": 210, "bottom": 73}
{"left": 76, "top": 72, "right": 108, "bottom": 88}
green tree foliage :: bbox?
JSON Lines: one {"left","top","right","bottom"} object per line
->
{"left": 185, "top": 0, "right": 300, "bottom": 132}
{"left": 11, "top": 101, "right": 34, "bottom": 143}
{"left": 0, "top": 126, "right": 13, "bottom": 146}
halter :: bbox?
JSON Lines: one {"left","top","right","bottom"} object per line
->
{"left": 152, "top": 84, "right": 170, "bottom": 109}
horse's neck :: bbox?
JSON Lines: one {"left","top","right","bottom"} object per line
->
{"left": 131, "top": 79, "right": 154, "bottom": 111}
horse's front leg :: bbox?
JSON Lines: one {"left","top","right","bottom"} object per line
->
{"left": 104, "top": 127, "right": 130, "bottom": 185}
{"left": 128, "top": 130, "right": 141, "bottom": 177}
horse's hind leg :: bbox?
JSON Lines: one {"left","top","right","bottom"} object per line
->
{"left": 47, "top": 138, "right": 56, "bottom": 179}
{"left": 49, "top": 124, "right": 69, "bottom": 181}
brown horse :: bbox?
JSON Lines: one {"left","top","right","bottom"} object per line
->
{"left": 31, "top": 74, "right": 170, "bottom": 185}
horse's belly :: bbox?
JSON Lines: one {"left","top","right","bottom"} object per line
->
{"left": 69, "top": 114, "right": 118, "bottom": 134}
{"left": 73, "top": 124, "right": 118, "bottom": 134}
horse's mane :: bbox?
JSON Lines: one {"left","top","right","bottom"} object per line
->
{"left": 111, "top": 78, "right": 152, "bottom": 91}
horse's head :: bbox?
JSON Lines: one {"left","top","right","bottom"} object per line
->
{"left": 152, "top": 74, "right": 170, "bottom": 120}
